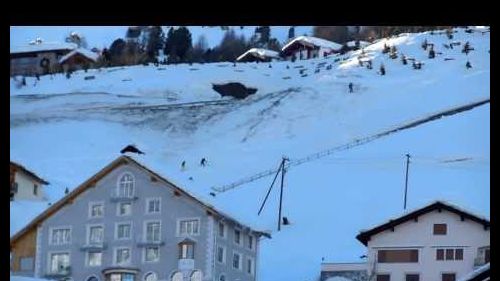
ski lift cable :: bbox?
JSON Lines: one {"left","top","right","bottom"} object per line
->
{"left": 211, "top": 99, "right": 490, "bottom": 194}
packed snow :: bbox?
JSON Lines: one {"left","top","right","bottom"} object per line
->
{"left": 10, "top": 27, "right": 489, "bottom": 281}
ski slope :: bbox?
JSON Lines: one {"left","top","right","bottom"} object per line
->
{"left": 10, "top": 27, "right": 489, "bottom": 281}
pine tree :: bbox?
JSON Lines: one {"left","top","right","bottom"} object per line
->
{"left": 288, "top": 26, "right": 295, "bottom": 39}
{"left": 146, "top": 26, "right": 165, "bottom": 61}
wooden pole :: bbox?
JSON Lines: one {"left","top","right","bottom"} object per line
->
{"left": 278, "top": 157, "right": 287, "bottom": 231}
{"left": 403, "top": 153, "right": 411, "bottom": 210}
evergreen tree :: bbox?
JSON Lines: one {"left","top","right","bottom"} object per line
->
{"left": 146, "top": 26, "right": 165, "bottom": 61}
{"left": 175, "top": 27, "right": 193, "bottom": 62}
{"left": 288, "top": 26, "right": 295, "bottom": 39}
{"left": 313, "top": 26, "right": 350, "bottom": 43}
{"left": 109, "top": 39, "right": 127, "bottom": 65}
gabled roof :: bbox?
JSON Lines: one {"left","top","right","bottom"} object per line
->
{"left": 10, "top": 161, "right": 49, "bottom": 185}
{"left": 10, "top": 42, "right": 77, "bottom": 54}
{"left": 236, "top": 48, "right": 280, "bottom": 61}
{"left": 10, "top": 155, "right": 270, "bottom": 245}
{"left": 59, "top": 48, "right": 99, "bottom": 64}
{"left": 282, "top": 36, "right": 343, "bottom": 52}
{"left": 356, "top": 201, "right": 490, "bottom": 246}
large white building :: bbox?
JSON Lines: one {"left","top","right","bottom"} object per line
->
{"left": 321, "top": 201, "right": 490, "bottom": 281}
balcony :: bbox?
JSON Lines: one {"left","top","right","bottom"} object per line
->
{"left": 44, "top": 266, "right": 71, "bottom": 278}
{"left": 178, "top": 258, "right": 195, "bottom": 271}
{"left": 80, "top": 242, "right": 107, "bottom": 251}
{"left": 135, "top": 235, "right": 164, "bottom": 247}
{"left": 110, "top": 192, "right": 138, "bottom": 203}
{"left": 474, "top": 257, "right": 488, "bottom": 267}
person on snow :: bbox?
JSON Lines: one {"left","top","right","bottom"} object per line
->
{"left": 200, "top": 158, "right": 207, "bottom": 167}
{"left": 181, "top": 161, "right": 186, "bottom": 171}
{"left": 349, "top": 82, "right": 354, "bottom": 93}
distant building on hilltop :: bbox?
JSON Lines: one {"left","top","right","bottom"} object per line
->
{"left": 321, "top": 201, "right": 490, "bottom": 281}
{"left": 281, "top": 36, "right": 343, "bottom": 61}
{"left": 10, "top": 38, "right": 77, "bottom": 76}
{"left": 10, "top": 161, "right": 49, "bottom": 201}
{"left": 10, "top": 155, "right": 270, "bottom": 281}
{"left": 236, "top": 48, "right": 281, "bottom": 63}
{"left": 59, "top": 48, "right": 99, "bottom": 72}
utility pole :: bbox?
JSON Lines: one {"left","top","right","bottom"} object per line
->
{"left": 403, "top": 153, "right": 411, "bottom": 210}
{"left": 278, "top": 157, "right": 288, "bottom": 231}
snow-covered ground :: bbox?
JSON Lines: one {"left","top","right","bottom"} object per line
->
{"left": 10, "top": 27, "right": 489, "bottom": 281}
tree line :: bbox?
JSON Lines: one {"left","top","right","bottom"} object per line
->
{"left": 97, "top": 26, "right": 455, "bottom": 67}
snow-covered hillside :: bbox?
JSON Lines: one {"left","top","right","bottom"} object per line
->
{"left": 10, "top": 27, "right": 489, "bottom": 281}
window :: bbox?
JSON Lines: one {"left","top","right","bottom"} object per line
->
{"left": 179, "top": 242, "right": 194, "bottom": 259}
{"left": 145, "top": 247, "right": 160, "bottom": 262}
{"left": 49, "top": 252, "right": 70, "bottom": 273}
{"left": 232, "top": 252, "right": 242, "bottom": 270}
{"left": 50, "top": 227, "right": 71, "bottom": 245}
{"left": 247, "top": 257, "right": 254, "bottom": 275}
{"left": 146, "top": 221, "right": 161, "bottom": 242}
{"left": 88, "top": 225, "right": 104, "bottom": 244}
{"left": 115, "top": 248, "right": 131, "bottom": 265}
{"left": 436, "top": 249, "right": 444, "bottom": 260}
{"left": 219, "top": 274, "right": 226, "bottom": 281}
{"left": 116, "top": 223, "right": 132, "bottom": 240}
{"left": 434, "top": 223, "right": 447, "bottom": 235}
{"left": 172, "top": 272, "right": 183, "bottom": 281}
{"left": 11, "top": 182, "right": 18, "bottom": 193}
{"left": 442, "top": 273, "right": 456, "bottom": 281}
{"left": 179, "top": 219, "right": 200, "bottom": 236}
{"left": 89, "top": 203, "right": 104, "bottom": 218}
{"left": 19, "top": 257, "right": 34, "bottom": 271}
{"left": 248, "top": 235, "right": 254, "bottom": 250}
{"left": 218, "top": 222, "right": 225, "bottom": 238}
{"left": 234, "top": 229, "right": 241, "bottom": 245}
{"left": 485, "top": 248, "right": 490, "bottom": 263}
{"left": 109, "top": 273, "right": 135, "bottom": 281}
{"left": 33, "top": 184, "right": 38, "bottom": 195}
{"left": 87, "top": 251, "right": 102, "bottom": 266}
{"left": 217, "top": 246, "right": 225, "bottom": 263}
{"left": 117, "top": 202, "right": 132, "bottom": 216}
{"left": 117, "top": 173, "right": 134, "bottom": 197}
{"left": 446, "top": 249, "right": 454, "bottom": 260}
{"left": 144, "top": 272, "right": 158, "bottom": 281}
{"left": 455, "top": 249, "right": 463, "bottom": 260}
{"left": 146, "top": 198, "right": 161, "bottom": 214}
{"left": 406, "top": 274, "right": 419, "bottom": 281}
{"left": 376, "top": 274, "right": 390, "bottom": 281}
{"left": 86, "top": 276, "right": 99, "bottom": 281}
{"left": 378, "top": 249, "right": 418, "bottom": 263}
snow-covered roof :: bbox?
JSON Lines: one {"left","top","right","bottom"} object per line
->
{"left": 11, "top": 41, "right": 77, "bottom": 54}
{"left": 236, "top": 48, "right": 280, "bottom": 61}
{"left": 58, "top": 48, "right": 99, "bottom": 64}
{"left": 346, "top": 40, "right": 371, "bottom": 48}
{"left": 457, "top": 263, "right": 489, "bottom": 281}
{"left": 282, "top": 36, "right": 343, "bottom": 51}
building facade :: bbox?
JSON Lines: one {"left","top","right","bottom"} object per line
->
{"left": 10, "top": 156, "right": 268, "bottom": 281}
{"left": 321, "top": 201, "right": 490, "bottom": 281}
{"left": 10, "top": 161, "right": 49, "bottom": 201}
{"left": 281, "top": 36, "right": 342, "bottom": 61}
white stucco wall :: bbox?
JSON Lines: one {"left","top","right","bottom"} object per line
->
{"left": 13, "top": 171, "right": 46, "bottom": 201}
{"left": 366, "top": 209, "right": 490, "bottom": 281}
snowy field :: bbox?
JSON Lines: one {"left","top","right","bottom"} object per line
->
{"left": 10, "top": 27, "right": 489, "bottom": 281}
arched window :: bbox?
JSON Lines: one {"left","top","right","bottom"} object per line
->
{"left": 144, "top": 272, "right": 158, "bottom": 281}
{"left": 190, "top": 270, "right": 202, "bottom": 281}
{"left": 118, "top": 173, "right": 134, "bottom": 197}
{"left": 171, "top": 271, "right": 183, "bottom": 281}
{"left": 218, "top": 274, "right": 226, "bottom": 281}
{"left": 86, "top": 276, "right": 99, "bottom": 281}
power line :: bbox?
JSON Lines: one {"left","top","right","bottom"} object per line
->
{"left": 211, "top": 99, "right": 489, "bottom": 194}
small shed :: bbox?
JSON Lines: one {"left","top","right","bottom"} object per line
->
{"left": 236, "top": 48, "right": 280, "bottom": 62}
